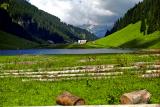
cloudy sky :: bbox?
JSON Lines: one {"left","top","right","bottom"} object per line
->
{"left": 29, "top": 0, "right": 143, "bottom": 27}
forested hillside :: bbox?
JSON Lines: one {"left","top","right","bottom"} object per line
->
{"left": 88, "top": 0, "right": 160, "bottom": 49}
{"left": 0, "top": 0, "right": 96, "bottom": 45}
{"left": 106, "top": 0, "right": 160, "bottom": 36}
{"left": 0, "top": 30, "right": 38, "bottom": 49}
{"left": 88, "top": 22, "right": 160, "bottom": 49}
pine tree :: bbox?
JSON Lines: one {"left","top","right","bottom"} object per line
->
{"left": 140, "top": 18, "right": 146, "bottom": 35}
{"left": 147, "top": 23, "right": 154, "bottom": 34}
{"left": 105, "top": 30, "right": 111, "bottom": 36}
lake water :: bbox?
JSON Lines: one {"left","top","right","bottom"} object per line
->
{"left": 0, "top": 49, "right": 135, "bottom": 55}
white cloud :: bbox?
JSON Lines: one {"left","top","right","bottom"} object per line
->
{"left": 29, "top": 0, "right": 143, "bottom": 26}
{"left": 29, "top": 0, "right": 72, "bottom": 20}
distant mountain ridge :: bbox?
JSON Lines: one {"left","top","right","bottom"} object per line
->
{"left": 0, "top": 0, "right": 97, "bottom": 46}
{"left": 79, "top": 24, "right": 108, "bottom": 38}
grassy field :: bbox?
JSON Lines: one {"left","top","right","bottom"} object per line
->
{"left": 0, "top": 30, "right": 38, "bottom": 50}
{"left": 86, "top": 22, "right": 160, "bottom": 49}
{"left": 0, "top": 53, "right": 160, "bottom": 106}
{"left": 0, "top": 53, "right": 159, "bottom": 71}
{"left": 1, "top": 76, "right": 160, "bottom": 106}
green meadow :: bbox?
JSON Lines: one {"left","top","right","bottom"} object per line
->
{"left": 1, "top": 76, "right": 160, "bottom": 106}
{"left": 0, "top": 53, "right": 159, "bottom": 71}
{"left": 0, "top": 53, "right": 160, "bottom": 106}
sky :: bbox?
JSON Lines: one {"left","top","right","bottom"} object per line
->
{"left": 29, "top": 0, "right": 143, "bottom": 27}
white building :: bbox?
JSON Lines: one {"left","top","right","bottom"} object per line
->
{"left": 78, "top": 40, "right": 87, "bottom": 45}
{"left": 47, "top": 40, "right": 54, "bottom": 44}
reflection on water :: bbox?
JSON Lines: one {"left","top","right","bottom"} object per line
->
{"left": 0, "top": 49, "right": 135, "bottom": 55}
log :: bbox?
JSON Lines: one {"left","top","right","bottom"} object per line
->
{"left": 142, "top": 73, "right": 160, "bottom": 78}
{"left": 120, "top": 90, "right": 151, "bottom": 104}
{"left": 56, "top": 91, "right": 85, "bottom": 106}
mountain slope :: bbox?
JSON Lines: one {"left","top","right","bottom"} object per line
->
{"left": 0, "top": 30, "right": 38, "bottom": 49}
{"left": 107, "top": 0, "right": 160, "bottom": 36}
{"left": 88, "top": 0, "right": 160, "bottom": 49}
{"left": 87, "top": 22, "right": 160, "bottom": 49}
{"left": 0, "top": 0, "right": 97, "bottom": 45}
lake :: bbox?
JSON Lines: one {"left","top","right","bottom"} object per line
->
{"left": 0, "top": 49, "right": 135, "bottom": 55}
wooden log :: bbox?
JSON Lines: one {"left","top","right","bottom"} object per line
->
{"left": 142, "top": 73, "right": 160, "bottom": 78}
{"left": 56, "top": 91, "right": 85, "bottom": 106}
{"left": 120, "top": 90, "right": 151, "bottom": 104}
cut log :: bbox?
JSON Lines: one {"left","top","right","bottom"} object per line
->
{"left": 142, "top": 73, "right": 160, "bottom": 78}
{"left": 56, "top": 91, "right": 85, "bottom": 106}
{"left": 120, "top": 90, "right": 151, "bottom": 104}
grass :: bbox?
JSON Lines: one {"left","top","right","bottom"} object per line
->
{"left": 86, "top": 21, "right": 160, "bottom": 49}
{"left": 0, "top": 54, "right": 160, "bottom": 106}
{"left": 0, "top": 76, "right": 160, "bottom": 106}
{"left": 0, "top": 54, "right": 159, "bottom": 71}
{"left": 0, "top": 30, "right": 38, "bottom": 50}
